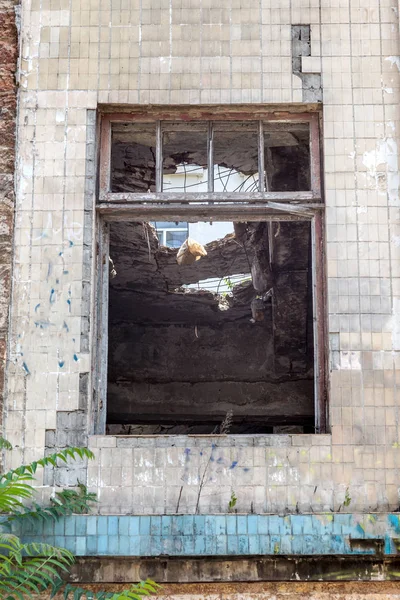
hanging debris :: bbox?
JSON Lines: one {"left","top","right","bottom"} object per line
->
{"left": 176, "top": 237, "right": 208, "bottom": 266}
{"left": 109, "top": 257, "right": 117, "bottom": 279}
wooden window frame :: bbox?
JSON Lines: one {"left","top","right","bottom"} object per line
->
{"left": 93, "top": 108, "right": 328, "bottom": 435}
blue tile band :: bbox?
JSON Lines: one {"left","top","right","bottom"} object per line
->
{"left": 16, "top": 514, "right": 400, "bottom": 557}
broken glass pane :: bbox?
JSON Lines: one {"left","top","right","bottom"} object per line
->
{"left": 162, "top": 122, "right": 208, "bottom": 192}
{"left": 111, "top": 123, "right": 156, "bottom": 193}
{"left": 212, "top": 122, "right": 259, "bottom": 192}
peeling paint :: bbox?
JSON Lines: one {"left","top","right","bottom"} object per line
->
{"left": 338, "top": 351, "right": 361, "bottom": 370}
{"left": 362, "top": 137, "right": 399, "bottom": 206}
{"left": 385, "top": 56, "right": 400, "bottom": 71}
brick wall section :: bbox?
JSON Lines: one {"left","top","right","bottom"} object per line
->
{"left": 0, "top": 0, "right": 18, "bottom": 426}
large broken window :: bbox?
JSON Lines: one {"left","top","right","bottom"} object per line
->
{"left": 96, "top": 109, "right": 326, "bottom": 435}
{"left": 110, "top": 120, "right": 311, "bottom": 194}
{"left": 106, "top": 219, "right": 315, "bottom": 434}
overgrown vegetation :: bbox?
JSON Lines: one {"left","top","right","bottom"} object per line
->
{"left": 0, "top": 437, "right": 159, "bottom": 600}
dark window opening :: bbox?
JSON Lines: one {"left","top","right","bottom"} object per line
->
{"left": 106, "top": 219, "right": 315, "bottom": 435}
{"left": 109, "top": 120, "right": 311, "bottom": 194}
{"left": 111, "top": 122, "right": 156, "bottom": 193}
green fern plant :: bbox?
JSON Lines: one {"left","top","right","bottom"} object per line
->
{"left": 0, "top": 437, "right": 159, "bottom": 600}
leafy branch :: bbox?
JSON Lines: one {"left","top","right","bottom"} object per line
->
{"left": 6, "top": 484, "right": 97, "bottom": 526}
{"left": 0, "top": 448, "right": 95, "bottom": 520}
{"left": 0, "top": 438, "right": 13, "bottom": 451}
{"left": 0, "top": 534, "right": 74, "bottom": 599}
{"left": 0, "top": 437, "right": 159, "bottom": 600}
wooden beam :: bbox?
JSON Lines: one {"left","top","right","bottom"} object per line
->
{"left": 98, "top": 108, "right": 321, "bottom": 122}
{"left": 310, "top": 114, "right": 322, "bottom": 197}
{"left": 99, "top": 191, "right": 319, "bottom": 203}
{"left": 92, "top": 220, "right": 110, "bottom": 435}
{"left": 97, "top": 203, "right": 320, "bottom": 222}
{"left": 312, "top": 211, "right": 328, "bottom": 433}
{"left": 99, "top": 116, "right": 111, "bottom": 194}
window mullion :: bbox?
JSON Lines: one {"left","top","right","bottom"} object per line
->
{"left": 258, "top": 120, "right": 265, "bottom": 192}
{"left": 207, "top": 121, "right": 214, "bottom": 195}
{"left": 156, "top": 120, "right": 163, "bottom": 192}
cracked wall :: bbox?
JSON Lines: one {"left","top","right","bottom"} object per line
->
{"left": 291, "top": 25, "right": 322, "bottom": 103}
{"left": 2, "top": 0, "right": 400, "bottom": 520}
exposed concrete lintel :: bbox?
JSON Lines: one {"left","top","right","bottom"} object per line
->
{"left": 70, "top": 556, "right": 400, "bottom": 584}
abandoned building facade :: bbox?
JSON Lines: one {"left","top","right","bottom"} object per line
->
{"left": 1, "top": 0, "right": 400, "bottom": 596}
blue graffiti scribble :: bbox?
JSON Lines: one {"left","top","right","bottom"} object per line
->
{"left": 199, "top": 451, "right": 203, "bottom": 456}
{"left": 34, "top": 320, "right": 52, "bottom": 329}
{"left": 34, "top": 303, "right": 40, "bottom": 312}
{"left": 209, "top": 444, "right": 217, "bottom": 462}
{"left": 67, "top": 299, "right": 71, "bottom": 312}
{"left": 243, "top": 467, "right": 250, "bottom": 472}
{"left": 69, "top": 240, "right": 73, "bottom": 247}
{"left": 388, "top": 515, "right": 400, "bottom": 534}
{"left": 49, "top": 289, "right": 56, "bottom": 304}
{"left": 181, "top": 447, "right": 192, "bottom": 484}
{"left": 63, "top": 270, "right": 69, "bottom": 275}
{"left": 22, "top": 362, "right": 30, "bottom": 375}
{"left": 355, "top": 522, "right": 365, "bottom": 536}
{"left": 58, "top": 360, "right": 65, "bottom": 368}
{"left": 229, "top": 461, "right": 238, "bottom": 470}
{"left": 59, "top": 251, "right": 63, "bottom": 257}
{"left": 46, "top": 262, "right": 52, "bottom": 281}
{"left": 217, "top": 457, "right": 224, "bottom": 464}
{"left": 63, "top": 321, "right": 69, "bottom": 332}
{"left": 73, "top": 354, "right": 78, "bottom": 362}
